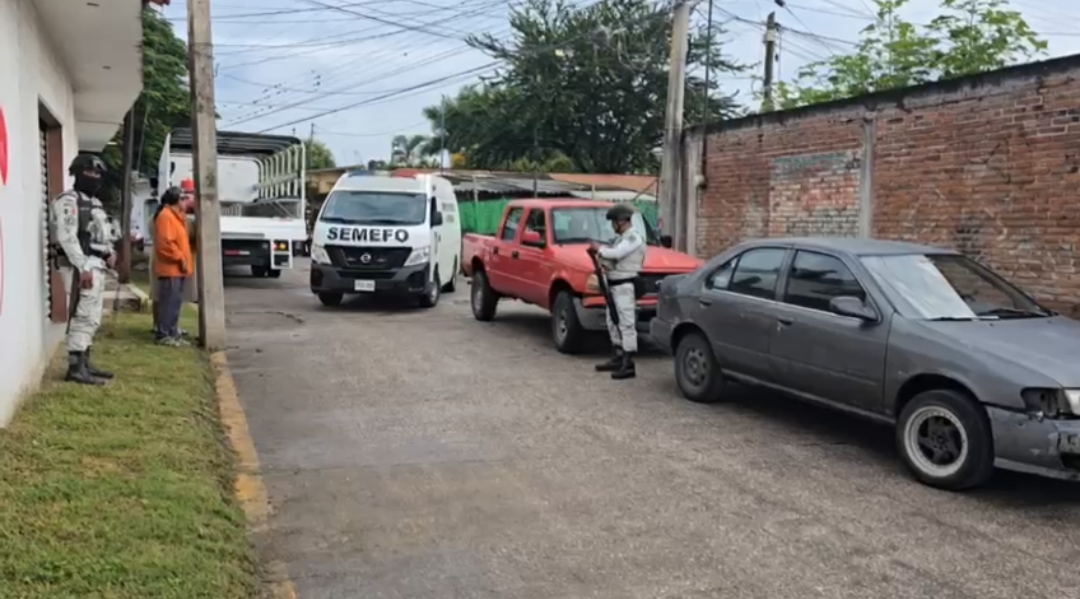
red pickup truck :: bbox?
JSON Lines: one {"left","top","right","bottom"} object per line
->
{"left": 461, "top": 198, "right": 702, "bottom": 353}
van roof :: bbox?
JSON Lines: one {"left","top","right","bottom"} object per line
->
{"left": 333, "top": 173, "right": 428, "bottom": 193}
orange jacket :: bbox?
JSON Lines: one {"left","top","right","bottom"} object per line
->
{"left": 154, "top": 206, "right": 193, "bottom": 278}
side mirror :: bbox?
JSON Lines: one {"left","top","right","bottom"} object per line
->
{"left": 431, "top": 211, "right": 444, "bottom": 226}
{"left": 660, "top": 234, "right": 673, "bottom": 248}
{"left": 522, "top": 230, "right": 544, "bottom": 247}
{"left": 829, "top": 296, "right": 878, "bottom": 321}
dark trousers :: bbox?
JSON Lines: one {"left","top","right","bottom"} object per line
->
{"left": 155, "top": 276, "right": 186, "bottom": 340}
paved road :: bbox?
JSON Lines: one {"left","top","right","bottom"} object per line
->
{"left": 225, "top": 263, "right": 1080, "bottom": 599}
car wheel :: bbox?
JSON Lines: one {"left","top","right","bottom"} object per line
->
{"left": 443, "top": 259, "right": 459, "bottom": 293}
{"left": 251, "top": 265, "right": 268, "bottom": 277}
{"left": 674, "top": 331, "right": 726, "bottom": 403}
{"left": 267, "top": 268, "right": 282, "bottom": 279}
{"left": 317, "top": 292, "right": 343, "bottom": 307}
{"left": 896, "top": 389, "right": 994, "bottom": 491}
{"left": 552, "top": 291, "right": 585, "bottom": 354}
{"left": 470, "top": 269, "right": 498, "bottom": 321}
{"left": 419, "top": 271, "right": 441, "bottom": 308}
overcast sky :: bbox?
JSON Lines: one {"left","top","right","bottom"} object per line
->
{"left": 161, "top": 0, "right": 1080, "bottom": 168}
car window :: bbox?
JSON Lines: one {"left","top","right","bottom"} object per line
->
{"left": 524, "top": 208, "right": 546, "bottom": 236}
{"left": 728, "top": 248, "right": 786, "bottom": 299}
{"left": 705, "top": 258, "right": 738, "bottom": 291}
{"left": 501, "top": 208, "right": 523, "bottom": 241}
{"left": 784, "top": 251, "right": 866, "bottom": 312}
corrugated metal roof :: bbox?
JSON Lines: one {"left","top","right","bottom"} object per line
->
{"left": 168, "top": 128, "right": 301, "bottom": 156}
{"left": 567, "top": 190, "right": 657, "bottom": 202}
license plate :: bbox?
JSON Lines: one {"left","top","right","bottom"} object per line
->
{"left": 354, "top": 280, "right": 375, "bottom": 292}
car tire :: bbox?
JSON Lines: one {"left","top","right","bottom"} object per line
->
{"left": 896, "top": 389, "right": 995, "bottom": 491}
{"left": 674, "top": 331, "right": 726, "bottom": 403}
{"left": 552, "top": 291, "right": 586, "bottom": 354}
{"left": 419, "top": 271, "right": 441, "bottom": 308}
{"left": 317, "top": 292, "right": 343, "bottom": 307}
{"left": 471, "top": 269, "right": 498, "bottom": 321}
{"left": 251, "top": 265, "right": 268, "bottom": 277}
{"left": 267, "top": 268, "right": 282, "bottom": 279}
{"left": 443, "top": 259, "right": 459, "bottom": 293}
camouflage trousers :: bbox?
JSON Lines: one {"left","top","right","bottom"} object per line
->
{"left": 67, "top": 266, "right": 105, "bottom": 352}
{"left": 605, "top": 280, "right": 638, "bottom": 353}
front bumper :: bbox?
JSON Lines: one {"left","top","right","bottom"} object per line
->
{"left": 310, "top": 261, "right": 431, "bottom": 295}
{"left": 573, "top": 296, "right": 657, "bottom": 333}
{"left": 988, "top": 406, "right": 1080, "bottom": 481}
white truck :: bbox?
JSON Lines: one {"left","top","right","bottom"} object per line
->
{"left": 157, "top": 128, "right": 307, "bottom": 278}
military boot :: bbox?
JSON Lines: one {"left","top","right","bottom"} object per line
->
{"left": 65, "top": 352, "right": 105, "bottom": 385}
{"left": 611, "top": 352, "right": 636, "bottom": 380}
{"left": 84, "top": 347, "right": 114, "bottom": 380}
{"left": 595, "top": 347, "right": 624, "bottom": 372}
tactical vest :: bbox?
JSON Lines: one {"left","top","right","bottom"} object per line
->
{"left": 50, "top": 192, "right": 95, "bottom": 266}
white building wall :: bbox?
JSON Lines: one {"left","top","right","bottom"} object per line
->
{"left": 0, "top": 0, "right": 79, "bottom": 425}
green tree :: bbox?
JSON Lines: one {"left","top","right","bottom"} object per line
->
{"left": 306, "top": 138, "right": 337, "bottom": 170}
{"left": 98, "top": 8, "right": 190, "bottom": 210}
{"left": 389, "top": 134, "right": 434, "bottom": 166}
{"left": 424, "top": 0, "right": 746, "bottom": 173}
{"left": 775, "top": 0, "right": 1046, "bottom": 109}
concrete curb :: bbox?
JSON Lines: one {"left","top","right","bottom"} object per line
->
{"left": 211, "top": 352, "right": 297, "bottom": 599}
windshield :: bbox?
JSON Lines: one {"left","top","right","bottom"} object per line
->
{"left": 860, "top": 253, "right": 1051, "bottom": 320}
{"left": 319, "top": 191, "right": 426, "bottom": 225}
{"left": 551, "top": 207, "right": 658, "bottom": 245}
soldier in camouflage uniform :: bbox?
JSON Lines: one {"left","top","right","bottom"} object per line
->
{"left": 51, "top": 154, "right": 115, "bottom": 385}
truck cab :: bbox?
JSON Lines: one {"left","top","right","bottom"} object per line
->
{"left": 308, "top": 171, "right": 462, "bottom": 308}
{"left": 462, "top": 199, "right": 703, "bottom": 353}
{"left": 158, "top": 129, "right": 307, "bottom": 279}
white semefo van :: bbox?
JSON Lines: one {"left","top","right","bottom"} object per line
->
{"left": 308, "top": 172, "right": 462, "bottom": 308}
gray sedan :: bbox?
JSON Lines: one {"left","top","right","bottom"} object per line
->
{"left": 650, "top": 237, "right": 1080, "bottom": 491}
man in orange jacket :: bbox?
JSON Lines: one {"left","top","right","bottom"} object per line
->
{"left": 153, "top": 186, "right": 194, "bottom": 346}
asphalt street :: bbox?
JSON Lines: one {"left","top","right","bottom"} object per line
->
{"left": 224, "top": 262, "right": 1080, "bottom": 599}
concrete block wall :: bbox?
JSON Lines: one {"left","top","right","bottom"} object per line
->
{"left": 690, "top": 54, "right": 1080, "bottom": 315}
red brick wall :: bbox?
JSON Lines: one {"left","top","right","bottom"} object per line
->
{"left": 695, "top": 56, "right": 1080, "bottom": 314}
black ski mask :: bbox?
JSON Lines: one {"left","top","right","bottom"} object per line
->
{"left": 74, "top": 170, "right": 102, "bottom": 196}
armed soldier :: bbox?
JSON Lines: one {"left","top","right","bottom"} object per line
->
{"left": 51, "top": 154, "right": 115, "bottom": 385}
{"left": 588, "top": 204, "right": 645, "bottom": 380}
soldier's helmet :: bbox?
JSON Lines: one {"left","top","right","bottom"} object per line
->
{"left": 605, "top": 203, "right": 635, "bottom": 222}
{"left": 68, "top": 153, "right": 107, "bottom": 177}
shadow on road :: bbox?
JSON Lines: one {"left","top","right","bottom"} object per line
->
{"left": 710, "top": 383, "right": 1080, "bottom": 506}
{"left": 481, "top": 309, "right": 669, "bottom": 358}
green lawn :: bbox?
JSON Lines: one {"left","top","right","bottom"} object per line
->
{"left": 0, "top": 313, "right": 256, "bottom": 599}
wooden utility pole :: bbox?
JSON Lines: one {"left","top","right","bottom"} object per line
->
{"left": 762, "top": 12, "right": 778, "bottom": 112}
{"left": 117, "top": 108, "right": 135, "bottom": 283}
{"left": 187, "top": 0, "right": 226, "bottom": 350}
{"left": 657, "top": 0, "right": 690, "bottom": 240}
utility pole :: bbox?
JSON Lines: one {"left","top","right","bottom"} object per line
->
{"left": 187, "top": 0, "right": 226, "bottom": 350}
{"left": 657, "top": 0, "right": 691, "bottom": 241}
{"left": 117, "top": 108, "right": 135, "bottom": 283}
{"left": 440, "top": 95, "right": 447, "bottom": 172}
{"left": 762, "top": 12, "right": 778, "bottom": 112}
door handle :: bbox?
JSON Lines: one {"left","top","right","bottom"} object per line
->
{"left": 777, "top": 316, "right": 794, "bottom": 325}
{"left": 698, "top": 297, "right": 713, "bottom": 306}
{"left": 511, "top": 250, "right": 519, "bottom": 259}
{"left": 493, "top": 247, "right": 499, "bottom": 255}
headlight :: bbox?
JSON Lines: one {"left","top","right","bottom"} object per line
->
{"left": 585, "top": 274, "right": 600, "bottom": 294}
{"left": 1066, "top": 390, "right": 1080, "bottom": 415}
{"left": 310, "top": 244, "right": 331, "bottom": 265}
{"left": 404, "top": 246, "right": 430, "bottom": 266}
{"left": 1022, "top": 388, "right": 1080, "bottom": 418}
